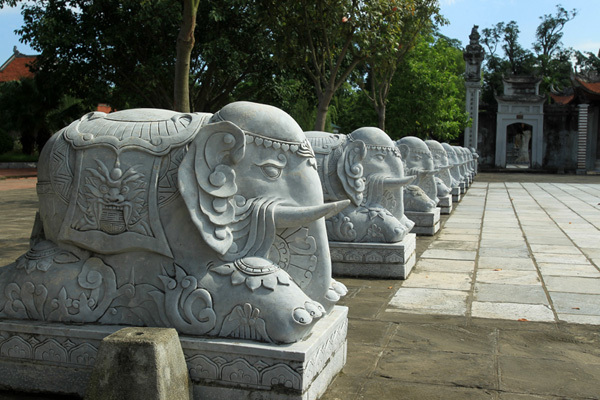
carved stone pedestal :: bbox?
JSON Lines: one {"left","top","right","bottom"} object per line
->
{"left": 452, "top": 186, "right": 462, "bottom": 203}
{"left": 329, "top": 234, "right": 416, "bottom": 279}
{"left": 438, "top": 195, "right": 453, "bottom": 215}
{"left": 405, "top": 208, "right": 441, "bottom": 236}
{"left": 0, "top": 306, "right": 348, "bottom": 400}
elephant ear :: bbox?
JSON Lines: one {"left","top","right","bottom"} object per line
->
{"left": 398, "top": 143, "right": 410, "bottom": 161}
{"left": 337, "top": 139, "right": 367, "bottom": 206}
{"left": 178, "top": 121, "right": 246, "bottom": 255}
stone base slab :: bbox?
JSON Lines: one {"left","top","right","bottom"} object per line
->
{"left": 451, "top": 187, "right": 462, "bottom": 203}
{"left": 0, "top": 306, "right": 348, "bottom": 400}
{"left": 405, "top": 209, "right": 441, "bottom": 236}
{"left": 329, "top": 234, "right": 416, "bottom": 279}
{"left": 437, "top": 195, "right": 452, "bottom": 215}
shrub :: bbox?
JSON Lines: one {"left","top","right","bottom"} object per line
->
{"left": 0, "top": 129, "right": 15, "bottom": 155}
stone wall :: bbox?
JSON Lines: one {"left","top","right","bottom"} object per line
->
{"left": 476, "top": 103, "right": 579, "bottom": 172}
{"left": 543, "top": 104, "right": 578, "bottom": 172}
{"left": 477, "top": 104, "right": 497, "bottom": 168}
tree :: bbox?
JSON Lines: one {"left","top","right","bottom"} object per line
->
{"left": 261, "top": 0, "right": 419, "bottom": 131}
{"left": 357, "top": 0, "right": 443, "bottom": 131}
{"left": 480, "top": 5, "right": 578, "bottom": 104}
{"left": 4, "top": 0, "right": 275, "bottom": 113}
{"left": 480, "top": 21, "right": 536, "bottom": 104}
{"left": 575, "top": 50, "right": 600, "bottom": 76}
{"left": 384, "top": 34, "right": 468, "bottom": 141}
{"left": 174, "top": 0, "right": 201, "bottom": 112}
{"left": 533, "top": 5, "right": 577, "bottom": 60}
{"left": 0, "top": 76, "right": 90, "bottom": 153}
{"left": 533, "top": 4, "right": 577, "bottom": 92}
{"left": 500, "top": 21, "right": 536, "bottom": 75}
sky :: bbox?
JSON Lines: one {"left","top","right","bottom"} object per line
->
{"left": 438, "top": 0, "right": 600, "bottom": 54}
{"left": 1, "top": 0, "right": 599, "bottom": 65}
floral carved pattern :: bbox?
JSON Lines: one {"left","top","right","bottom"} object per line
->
{"left": 269, "top": 227, "right": 318, "bottom": 289}
{"left": 0, "top": 334, "right": 98, "bottom": 367}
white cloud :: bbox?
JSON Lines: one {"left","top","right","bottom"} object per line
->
{"left": 575, "top": 41, "right": 600, "bottom": 53}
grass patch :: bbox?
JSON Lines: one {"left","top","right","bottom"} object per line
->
{"left": 0, "top": 150, "right": 39, "bottom": 163}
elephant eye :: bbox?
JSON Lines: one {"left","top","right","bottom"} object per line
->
{"left": 375, "top": 154, "right": 385, "bottom": 161}
{"left": 261, "top": 164, "right": 283, "bottom": 180}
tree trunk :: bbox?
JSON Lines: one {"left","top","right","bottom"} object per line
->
{"left": 174, "top": 0, "right": 198, "bottom": 112}
{"left": 314, "top": 89, "right": 335, "bottom": 131}
{"left": 377, "top": 102, "right": 386, "bottom": 132}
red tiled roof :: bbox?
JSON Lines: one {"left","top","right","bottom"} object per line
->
{"left": 550, "top": 93, "right": 575, "bottom": 105}
{"left": 577, "top": 80, "right": 600, "bottom": 95}
{"left": 96, "top": 104, "right": 113, "bottom": 113}
{"left": 0, "top": 54, "right": 37, "bottom": 82}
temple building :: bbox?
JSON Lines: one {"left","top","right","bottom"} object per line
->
{"left": 550, "top": 76, "right": 600, "bottom": 174}
{"left": 0, "top": 47, "right": 36, "bottom": 83}
{"left": 476, "top": 73, "right": 600, "bottom": 174}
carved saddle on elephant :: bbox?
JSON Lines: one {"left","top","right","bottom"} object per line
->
{"left": 38, "top": 109, "right": 212, "bottom": 258}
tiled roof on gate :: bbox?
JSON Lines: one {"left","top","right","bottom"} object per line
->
{"left": 549, "top": 93, "right": 575, "bottom": 105}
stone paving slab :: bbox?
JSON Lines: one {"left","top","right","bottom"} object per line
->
{"left": 387, "top": 287, "right": 468, "bottom": 315}
{"left": 401, "top": 271, "right": 472, "bottom": 291}
{"left": 387, "top": 179, "right": 600, "bottom": 327}
{"left": 419, "top": 248, "right": 477, "bottom": 261}
{"left": 477, "top": 256, "right": 536, "bottom": 270}
{"left": 474, "top": 283, "right": 549, "bottom": 304}
{"left": 538, "top": 262, "right": 600, "bottom": 277}
{"left": 471, "top": 302, "right": 555, "bottom": 322}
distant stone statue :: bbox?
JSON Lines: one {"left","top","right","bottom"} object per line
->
{"left": 425, "top": 140, "right": 452, "bottom": 198}
{"left": 397, "top": 136, "right": 439, "bottom": 206}
{"left": 516, "top": 127, "right": 531, "bottom": 163}
{"left": 306, "top": 128, "right": 415, "bottom": 243}
{"left": 0, "top": 102, "right": 350, "bottom": 344}
{"left": 443, "top": 143, "right": 466, "bottom": 186}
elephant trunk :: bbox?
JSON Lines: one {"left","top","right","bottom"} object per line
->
{"left": 383, "top": 175, "right": 416, "bottom": 188}
{"left": 274, "top": 200, "right": 351, "bottom": 228}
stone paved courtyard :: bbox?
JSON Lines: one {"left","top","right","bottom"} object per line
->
{"left": 1, "top": 173, "right": 600, "bottom": 399}
{"left": 389, "top": 180, "right": 600, "bottom": 325}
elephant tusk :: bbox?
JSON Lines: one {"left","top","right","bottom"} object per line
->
{"left": 423, "top": 169, "right": 439, "bottom": 176}
{"left": 383, "top": 175, "right": 416, "bottom": 187}
{"left": 275, "top": 200, "right": 351, "bottom": 228}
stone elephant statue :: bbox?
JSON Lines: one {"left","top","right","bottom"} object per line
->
{"left": 395, "top": 138, "right": 438, "bottom": 213}
{"left": 306, "top": 127, "right": 415, "bottom": 243}
{"left": 0, "top": 102, "right": 350, "bottom": 344}
{"left": 425, "top": 139, "right": 453, "bottom": 198}
{"left": 442, "top": 142, "right": 466, "bottom": 186}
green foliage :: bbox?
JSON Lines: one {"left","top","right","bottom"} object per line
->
{"left": 11, "top": 0, "right": 275, "bottom": 113}
{"left": 575, "top": 50, "right": 600, "bottom": 75}
{"left": 260, "top": 0, "right": 426, "bottom": 130}
{"left": 0, "top": 78, "right": 91, "bottom": 154}
{"left": 0, "top": 150, "right": 39, "bottom": 162}
{"left": 480, "top": 5, "right": 578, "bottom": 104}
{"left": 357, "top": 0, "right": 443, "bottom": 130}
{"left": 533, "top": 5, "right": 577, "bottom": 58}
{"left": 0, "top": 128, "right": 14, "bottom": 155}
{"left": 335, "top": 86, "right": 378, "bottom": 133}
{"left": 385, "top": 34, "right": 468, "bottom": 141}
